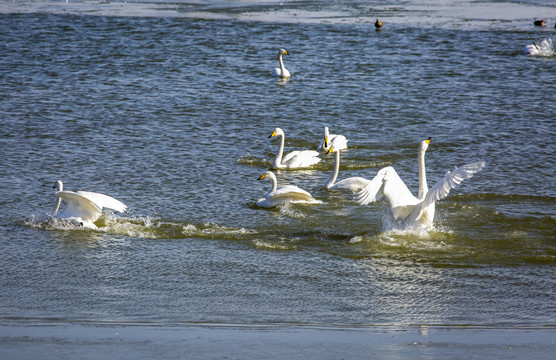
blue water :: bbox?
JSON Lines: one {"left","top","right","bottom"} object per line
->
{"left": 0, "top": 0, "right": 555, "bottom": 358}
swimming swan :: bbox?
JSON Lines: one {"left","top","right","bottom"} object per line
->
{"left": 52, "top": 180, "right": 127, "bottom": 228}
{"left": 268, "top": 127, "right": 321, "bottom": 169}
{"left": 325, "top": 147, "right": 372, "bottom": 193}
{"left": 271, "top": 49, "right": 290, "bottom": 78}
{"left": 317, "top": 126, "right": 348, "bottom": 153}
{"left": 355, "top": 138, "right": 485, "bottom": 229}
{"left": 256, "top": 171, "right": 322, "bottom": 208}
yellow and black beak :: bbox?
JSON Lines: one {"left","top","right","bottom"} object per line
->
{"left": 268, "top": 130, "right": 277, "bottom": 138}
{"left": 425, "top": 137, "right": 431, "bottom": 144}
{"left": 326, "top": 146, "right": 335, "bottom": 154}
{"left": 257, "top": 173, "right": 267, "bottom": 180}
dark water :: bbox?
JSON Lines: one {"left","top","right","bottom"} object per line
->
{"left": 0, "top": 0, "right": 555, "bottom": 358}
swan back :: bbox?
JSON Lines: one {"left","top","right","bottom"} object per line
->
{"left": 256, "top": 170, "right": 321, "bottom": 208}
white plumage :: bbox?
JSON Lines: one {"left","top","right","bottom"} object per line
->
{"left": 271, "top": 49, "right": 291, "bottom": 78}
{"left": 52, "top": 180, "right": 127, "bottom": 229}
{"left": 256, "top": 171, "right": 322, "bottom": 208}
{"left": 324, "top": 147, "right": 371, "bottom": 193}
{"left": 355, "top": 138, "right": 485, "bottom": 229}
{"left": 317, "top": 126, "right": 348, "bottom": 153}
{"left": 268, "top": 127, "right": 321, "bottom": 169}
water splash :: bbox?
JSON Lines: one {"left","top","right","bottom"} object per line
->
{"left": 21, "top": 213, "right": 257, "bottom": 241}
{"left": 522, "top": 38, "right": 555, "bottom": 57}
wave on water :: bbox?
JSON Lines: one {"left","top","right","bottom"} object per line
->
{"left": 22, "top": 212, "right": 258, "bottom": 241}
{"left": 237, "top": 153, "right": 271, "bottom": 168}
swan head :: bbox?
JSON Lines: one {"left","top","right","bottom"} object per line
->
{"left": 278, "top": 49, "right": 289, "bottom": 57}
{"left": 258, "top": 171, "right": 276, "bottom": 182}
{"left": 420, "top": 137, "right": 431, "bottom": 152}
{"left": 323, "top": 126, "right": 330, "bottom": 148}
{"left": 326, "top": 146, "right": 337, "bottom": 154}
{"left": 53, "top": 180, "right": 63, "bottom": 191}
{"left": 268, "top": 127, "right": 284, "bottom": 139}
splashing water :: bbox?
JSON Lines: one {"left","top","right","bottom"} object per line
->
{"left": 522, "top": 38, "right": 555, "bottom": 56}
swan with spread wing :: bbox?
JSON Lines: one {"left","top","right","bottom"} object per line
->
{"left": 52, "top": 180, "right": 127, "bottom": 229}
{"left": 355, "top": 138, "right": 485, "bottom": 229}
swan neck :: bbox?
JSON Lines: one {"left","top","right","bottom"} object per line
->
{"left": 278, "top": 54, "right": 286, "bottom": 73}
{"left": 53, "top": 196, "right": 61, "bottom": 216}
{"left": 273, "top": 132, "right": 285, "bottom": 167}
{"left": 325, "top": 150, "right": 340, "bottom": 188}
{"left": 418, "top": 146, "right": 428, "bottom": 199}
{"left": 269, "top": 173, "right": 278, "bottom": 193}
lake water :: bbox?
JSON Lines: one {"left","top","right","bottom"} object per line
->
{"left": 0, "top": 0, "right": 555, "bottom": 358}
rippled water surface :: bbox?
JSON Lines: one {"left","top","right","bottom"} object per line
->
{"left": 0, "top": 0, "right": 555, "bottom": 358}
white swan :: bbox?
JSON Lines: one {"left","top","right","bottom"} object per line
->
{"left": 52, "top": 180, "right": 127, "bottom": 229}
{"left": 325, "top": 147, "right": 372, "bottom": 193}
{"left": 271, "top": 49, "right": 291, "bottom": 78}
{"left": 355, "top": 138, "right": 485, "bottom": 230}
{"left": 317, "top": 126, "right": 348, "bottom": 153}
{"left": 268, "top": 127, "right": 321, "bottom": 169}
{"left": 522, "top": 38, "right": 554, "bottom": 56}
{"left": 256, "top": 171, "right": 322, "bottom": 208}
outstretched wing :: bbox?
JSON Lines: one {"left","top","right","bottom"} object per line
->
{"left": 355, "top": 167, "right": 420, "bottom": 220}
{"left": 76, "top": 191, "right": 128, "bottom": 213}
{"left": 421, "top": 161, "right": 485, "bottom": 209}
{"left": 57, "top": 191, "right": 102, "bottom": 222}
{"left": 354, "top": 168, "right": 388, "bottom": 205}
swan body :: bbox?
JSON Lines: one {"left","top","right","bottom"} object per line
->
{"left": 52, "top": 180, "right": 127, "bottom": 229}
{"left": 355, "top": 138, "right": 485, "bottom": 230}
{"left": 317, "top": 126, "right": 348, "bottom": 153}
{"left": 256, "top": 171, "right": 322, "bottom": 208}
{"left": 271, "top": 49, "right": 290, "bottom": 78}
{"left": 268, "top": 127, "right": 321, "bottom": 169}
{"left": 325, "top": 147, "right": 371, "bottom": 192}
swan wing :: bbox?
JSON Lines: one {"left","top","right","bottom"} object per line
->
{"left": 421, "top": 161, "right": 486, "bottom": 208}
{"left": 330, "top": 176, "right": 370, "bottom": 193}
{"left": 317, "top": 134, "right": 348, "bottom": 152}
{"left": 354, "top": 168, "right": 388, "bottom": 205}
{"left": 76, "top": 191, "right": 128, "bottom": 213}
{"left": 257, "top": 185, "right": 321, "bottom": 207}
{"left": 356, "top": 167, "right": 419, "bottom": 219}
{"left": 56, "top": 191, "right": 102, "bottom": 222}
{"left": 329, "top": 134, "right": 348, "bottom": 150}
{"left": 282, "top": 150, "right": 321, "bottom": 168}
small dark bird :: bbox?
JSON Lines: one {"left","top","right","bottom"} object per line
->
{"left": 533, "top": 19, "right": 546, "bottom": 27}
{"left": 375, "top": 19, "right": 383, "bottom": 30}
